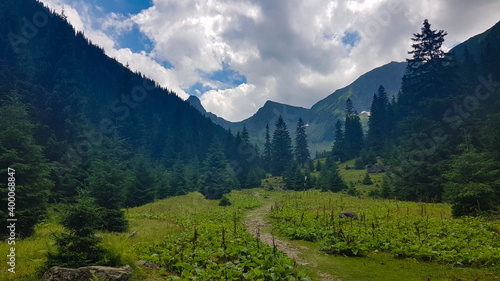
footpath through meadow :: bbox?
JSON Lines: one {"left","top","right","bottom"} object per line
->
{"left": 243, "top": 192, "right": 341, "bottom": 281}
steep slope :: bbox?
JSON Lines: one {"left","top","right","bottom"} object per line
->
{"left": 451, "top": 20, "right": 500, "bottom": 61}
{"left": 0, "top": 0, "right": 232, "bottom": 202}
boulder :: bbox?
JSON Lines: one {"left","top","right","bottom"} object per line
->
{"left": 43, "top": 265, "right": 132, "bottom": 281}
{"left": 367, "top": 163, "right": 389, "bottom": 173}
{"left": 339, "top": 211, "right": 358, "bottom": 219}
{"left": 135, "top": 260, "right": 159, "bottom": 269}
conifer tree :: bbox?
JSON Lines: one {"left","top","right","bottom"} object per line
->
{"left": 443, "top": 149, "right": 499, "bottom": 217}
{"left": 87, "top": 158, "right": 129, "bottom": 232}
{"left": 271, "top": 116, "right": 293, "bottom": 176}
{"left": 200, "top": 142, "right": 239, "bottom": 199}
{"left": 362, "top": 172, "right": 373, "bottom": 185}
{"left": 331, "top": 120, "right": 346, "bottom": 162}
{"left": 367, "top": 85, "right": 389, "bottom": 155}
{"left": 344, "top": 98, "right": 364, "bottom": 158}
{"left": 46, "top": 190, "right": 106, "bottom": 268}
{"left": 263, "top": 124, "right": 272, "bottom": 173}
{"left": 0, "top": 94, "right": 53, "bottom": 237}
{"left": 294, "top": 117, "right": 310, "bottom": 166}
{"left": 317, "top": 156, "right": 347, "bottom": 192}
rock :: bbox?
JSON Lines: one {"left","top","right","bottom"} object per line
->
{"left": 367, "top": 163, "right": 389, "bottom": 173}
{"left": 339, "top": 211, "right": 358, "bottom": 219}
{"left": 135, "top": 260, "right": 159, "bottom": 269}
{"left": 43, "top": 265, "right": 132, "bottom": 281}
{"left": 129, "top": 230, "right": 137, "bottom": 238}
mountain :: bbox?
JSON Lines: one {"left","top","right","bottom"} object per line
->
{"left": 191, "top": 20, "right": 500, "bottom": 153}
{"left": 192, "top": 61, "right": 407, "bottom": 152}
{"left": 186, "top": 96, "right": 233, "bottom": 128}
{"left": 451, "top": 20, "right": 500, "bottom": 61}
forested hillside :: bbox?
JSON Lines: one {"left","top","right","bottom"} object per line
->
{"left": 0, "top": 0, "right": 264, "bottom": 237}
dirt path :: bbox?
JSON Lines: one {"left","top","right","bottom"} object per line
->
{"left": 244, "top": 201, "right": 309, "bottom": 265}
{"left": 243, "top": 192, "right": 341, "bottom": 281}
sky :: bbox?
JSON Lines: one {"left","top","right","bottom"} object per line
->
{"left": 40, "top": 0, "right": 500, "bottom": 122}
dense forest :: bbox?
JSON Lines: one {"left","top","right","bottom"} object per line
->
{"left": 1, "top": 0, "right": 500, "bottom": 250}
{"left": 0, "top": 0, "right": 267, "bottom": 238}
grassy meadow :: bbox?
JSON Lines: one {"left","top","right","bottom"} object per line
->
{"left": 2, "top": 171, "right": 500, "bottom": 280}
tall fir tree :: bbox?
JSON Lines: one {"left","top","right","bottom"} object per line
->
{"left": 294, "top": 117, "right": 310, "bottom": 166}
{"left": 367, "top": 85, "right": 390, "bottom": 155}
{"left": 0, "top": 94, "right": 53, "bottom": 237}
{"left": 46, "top": 190, "right": 106, "bottom": 268}
{"left": 263, "top": 124, "right": 272, "bottom": 173}
{"left": 200, "top": 142, "right": 239, "bottom": 199}
{"left": 271, "top": 115, "right": 293, "bottom": 176}
{"left": 344, "top": 98, "right": 364, "bottom": 159}
{"left": 331, "top": 120, "right": 346, "bottom": 162}
{"left": 317, "top": 156, "right": 347, "bottom": 192}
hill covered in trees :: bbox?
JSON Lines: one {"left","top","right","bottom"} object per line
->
{"left": 0, "top": 0, "right": 265, "bottom": 237}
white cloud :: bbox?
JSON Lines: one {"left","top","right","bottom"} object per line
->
{"left": 40, "top": 0, "right": 500, "bottom": 122}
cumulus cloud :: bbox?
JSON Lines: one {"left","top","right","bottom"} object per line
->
{"left": 40, "top": 0, "right": 500, "bottom": 122}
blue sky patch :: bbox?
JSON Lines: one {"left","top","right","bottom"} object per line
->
{"left": 342, "top": 30, "right": 361, "bottom": 48}
{"left": 207, "top": 62, "right": 247, "bottom": 87}
{"left": 95, "top": 0, "right": 152, "bottom": 15}
{"left": 116, "top": 25, "right": 154, "bottom": 53}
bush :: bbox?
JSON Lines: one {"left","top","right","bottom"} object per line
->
{"left": 218, "top": 195, "right": 232, "bottom": 206}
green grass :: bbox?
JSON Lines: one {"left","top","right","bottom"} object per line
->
{"left": 262, "top": 189, "right": 500, "bottom": 281}
{"left": 3, "top": 188, "right": 499, "bottom": 281}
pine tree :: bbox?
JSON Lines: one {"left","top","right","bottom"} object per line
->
{"left": 367, "top": 85, "right": 390, "bottom": 155}
{"left": 294, "top": 117, "right": 310, "bottom": 166}
{"left": 271, "top": 116, "right": 293, "bottom": 176}
{"left": 443, "top": 149, "right": 499, "bottom": 217}
{"left": 284, "top": 161, "right": 305, "bottom": 191}
{"left": 344, "top": 98, "right": 364, "bottom": 158}
{"left": 381, "top": 174, "right": 393, "bottom": 199}
{"left": 401, "top": 19, "right": 453, "bottom": 120}
{"left": 200, "top": 142, "right": 239, "bottom": 199}
{"left": 125, "top": 153, "right": 158, "bottom": 207}
{"left": 45, "top": 190, "right": 106, "bottom": 268}
{"left": 331, "top": 120, "right": 346, "bottom": 162}
{"left": 362, "top": 172, "right": 373, "bottom": 185}
{"left": 263, "top": 124, "right": 272, "bottom": 173}
{"left": 0, "top": 94, "right": 53, "bottom": 237}
{"left": 86, "top": 151, "right": 129, "bottom": 232}
{"left": 317, "top": 156, "right": 347, "bottom": 192}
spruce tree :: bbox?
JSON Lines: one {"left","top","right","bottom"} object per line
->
{"left": 362, "top": 172, "right": 373, "bottom": 185}
{"left": 125, "top": 153, "right": 158, "bottom": 207}
{"left": 294, "top": 117, "right": 310, "bottom": 166}
{"left": 443, "top": 149, "right": 499, "bottom": 217}
{"left": 200, "top": 142, "right": 239, "bottom": 199}
{"left": 317, "top": 156, "right": 347, "bottom": 192}
{"left": 46, "top": 190, "right": 106, "bottom": 268}
{"left": 401, "top": 19, "right": 452, "bottom": 120}
{"left": 331, "top": 120, "right": 346, "bottom": 162}
{"left": 0, "top": 94, "right": 53, "bottom": 237}
{"left": 271, "top": 116, "right": 293, "bottom": 176}
{"left": 367, "top": 85, "right": 389, "bottom": 155}
{"left": 344, "top": 98, "right": 364, "bottom": 158}
{"left": 263, "top": 124, "right": 272, "bottom": 173}
{"left": 87, "top": 158, "right": 129, "bottom": 232}
{"left": 284, "top": 161, "right": 305, "bottom": 191}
